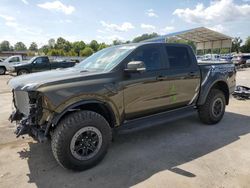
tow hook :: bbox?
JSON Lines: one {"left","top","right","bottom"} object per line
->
{"left": 15, "top": 119, "right": 30, "bottom": 138}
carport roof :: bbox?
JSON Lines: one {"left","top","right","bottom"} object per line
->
{"left": 145, "top": 27, "right": 232, "bottom": 43}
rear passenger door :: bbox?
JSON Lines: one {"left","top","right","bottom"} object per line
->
{"left": 162, "top": 45, "right": 200, "bottom": 108}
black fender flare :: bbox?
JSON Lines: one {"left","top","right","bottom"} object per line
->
{"left": 197, "top": 79, "right": 229, "bottom": 106}
{"left": 50, "top": 99, "right": 118, "bottom": 127}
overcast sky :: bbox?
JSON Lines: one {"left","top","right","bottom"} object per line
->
{"left": 0, "top": 0, "right": 249, "bottom": 47}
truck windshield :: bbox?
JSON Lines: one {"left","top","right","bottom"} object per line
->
{"left": 28, "top": 56, "right": 37, "bottom": 63}
{"left": 76, "top": 45, "right": 136, "bottom": 72}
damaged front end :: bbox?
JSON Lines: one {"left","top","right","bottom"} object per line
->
{"left": 9, "top": 90, "right": 49, "bottom": 142}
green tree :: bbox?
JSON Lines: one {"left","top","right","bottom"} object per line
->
{"left": 67, "top": 49, "right": 78, "bottom": 56}
{"left": 240, "top": 37, "right": 250, "bottom": 53}
{"left": 40, "top": 45, "right": 49, "bottom": 55}
{"left": 98, "top": 43, "right": 108, "bottom": 51}
{"left": 48, "top": 38, "right": 55, "bottom": 48}
{"left": 89, "top": 40, "right": 99, "bottom": 52}
{"left": 232, "top": 37, "right": 242, "bottom": 53}
{"left": 80, "top": 47, "right": 94, "bottom": 57}
{"left": 29, "top": 42, "right": 38, "bottom": 51}
{"left": 14, "top": 42, "right": 27, "bottom": 51}
{"left": 132, "top": 33, "right": 159, "bottom": 43}
{"left": 113, "top": 40, "right": 122, "bottom": 45}
{"left": 55, "top": 37, "right": 71, "bottom": 52}
{"left": 47, "top": 49, "right": 65, "bottom": 56}
{"left": 72, "top": 41, "right": 86, "bottom": 56}
{"left": 0, "top": 40, "right": 11, "bottom": 51}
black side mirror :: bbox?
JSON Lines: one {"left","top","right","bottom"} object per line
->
{"left": 125, "top": 61, "right": 146, "bottom": 73}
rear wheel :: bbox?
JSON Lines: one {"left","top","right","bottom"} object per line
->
{"left": 17, "top": 69, "right": 29, "bottom": 75}
{"left": 198, "top": 89, "right": 226, "bottom": 125}
{"left": 0, "top": 67, "right": 6, "bottom": 75}
{"left": 51, "top": 111, "right": 112, "bottom": 171}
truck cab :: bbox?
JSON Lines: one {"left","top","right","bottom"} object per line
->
{"left": 8, "top": 42, "right": 236, "bottom": 171}
{"left": 0, "top": 55, "right": 24, "bottom": 75}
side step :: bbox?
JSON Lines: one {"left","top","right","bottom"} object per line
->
{"left": 116, "top": 106, "right": 197, "bottom": 134}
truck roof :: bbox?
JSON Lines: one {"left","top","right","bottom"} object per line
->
{"left": 116, "top": 42, "right": 191, "bottom": 48}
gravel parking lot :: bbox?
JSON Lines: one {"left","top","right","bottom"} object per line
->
{"left": 0, "top": 69, "right": 250, "bottom": 188}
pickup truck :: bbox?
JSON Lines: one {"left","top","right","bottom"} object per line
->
{"left": 0, "top": 55, "right": 24, "bottom": 75}
{"left": 8, "top": 42, "right": 236, "bottom": 171}
{"left": 11, "top": 56, "right": 76, "bottom": 75}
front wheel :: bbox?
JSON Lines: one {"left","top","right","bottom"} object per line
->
{"left": 17, "top": 69, "right": 29, "bottom": 75}
{"left": 0, "top": 67, "right": 6, "bottom": 75}
{"left": 51, "top": 111, "right": 112, "bottom": 171}
{"left": 198, "top": 89, "right": 226, "bottom": 125}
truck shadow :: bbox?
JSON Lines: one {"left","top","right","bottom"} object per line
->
{"left": 18, "top": 111, "right": 250, "bottom": 188}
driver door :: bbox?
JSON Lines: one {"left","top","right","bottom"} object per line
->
{"left": 32, "top": 57, "right": 50, "bottom": 72}
{"left": 123, "top": 43, "right": 170, "bottom": 120}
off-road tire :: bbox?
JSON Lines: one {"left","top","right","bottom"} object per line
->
{"left": 51, "top": 110, "right": 112, "bottom": 171}
{"left": 0, "top": 67, "right": 6, "bottom": 75}
{"left": 198, "top": 89, "right": 226, "bottom": 125}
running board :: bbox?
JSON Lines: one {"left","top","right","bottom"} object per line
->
{"left": 116, "top": 106, "right": 197, "bottom": 134}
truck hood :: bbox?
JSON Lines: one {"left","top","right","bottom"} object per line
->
{"left": 8, "top": 67, "right": 96, "bottom": 91}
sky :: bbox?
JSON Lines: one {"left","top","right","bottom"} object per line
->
{"left": 0, "top": 0, "right": 249, "bottom": 47}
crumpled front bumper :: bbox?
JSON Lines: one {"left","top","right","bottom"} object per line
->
{"left": 9, "top": 90, "right": 48, "bottom": 142}
{"left": 9, "top": 110, "right": 48, "bottom": 142}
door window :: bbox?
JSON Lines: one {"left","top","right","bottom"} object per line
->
{"left": 128, "top": 46, "right": 162, "bottom": 71}
{"left": 34, "top": 57, "right": 48, "bottom": 64}
{"left": 34, "top": 58, "right": 43, "bottom": 64}
{"left": 9, "top": 57, "right": 20, "bottom": 62}
{"left": 165, "top": 46, "right": 191, "bottom": 68}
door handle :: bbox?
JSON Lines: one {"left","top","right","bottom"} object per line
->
{"left": 188, "top": 72, "right": 196, "bottom": 77}
{"left": 156, "top": 75, "right": 167, "bottom": 81}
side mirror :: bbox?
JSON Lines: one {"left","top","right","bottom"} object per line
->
{"left": 125, "top": 61, "right": 146, "bottom": 73}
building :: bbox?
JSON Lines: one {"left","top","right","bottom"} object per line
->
{"left": 0, "top": 51, "right": 28, "bottom": 58}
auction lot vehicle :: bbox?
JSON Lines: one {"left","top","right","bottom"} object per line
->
{"left": 246, "top": 59, "right": 250, "bottom": 67}
{"left": 8, "top": 43, "right": 236, "bottom": 171}
{"left": 0, "top": 55, "right": 24, "bottom": 75}
{"left": 232, "top": 54, "right": 250, "bottom": 68}
{"left": 11, "top": 56, "right": 76, "bottom": 75}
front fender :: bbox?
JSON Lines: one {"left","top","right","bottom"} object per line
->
{"left": 49, "top": 95, "right": 121, "bottom": 126}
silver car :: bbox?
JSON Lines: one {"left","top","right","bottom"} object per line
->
{"left": 246, "top": 59, "right": 250, "bottom": 67}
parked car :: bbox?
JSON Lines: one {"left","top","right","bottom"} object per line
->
{"left": 0, "top": 55, "right": 24, "bottom": 75}
{"left": 246, "top": 59, "right": 250, "bottom": 67}
{"left": 0, "top": 58, "right": 4, "bottom": 62}
{"left": 232, "top": 54, "right": 250, "bottom": 68}
{"left": 9, "top": 43, "right": 236, "bottom": 171}
{"left": 11, "top": 56, "right": 76, "bottom": 75}
{"left": 202, "top": 54, "right": 220, "bottom": 61}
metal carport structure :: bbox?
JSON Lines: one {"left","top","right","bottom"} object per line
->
{"left": 145, "top": 27, "right": 233, "bottom": 54}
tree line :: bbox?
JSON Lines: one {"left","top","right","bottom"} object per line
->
{"left": 0, "top": 33, "right": 250, "bottom": 57}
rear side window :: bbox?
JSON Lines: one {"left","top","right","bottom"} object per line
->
{"left": 35, "top": 57, "right": 48, "bottom": 64}
{"left": 243, "top": 56, "right": 250, "bottom": 59}
{"left": 128, "top": 46, "right": 162, "bottom": 71}
{"left": 165, "top": 46, "right": 191, "bottom": 68}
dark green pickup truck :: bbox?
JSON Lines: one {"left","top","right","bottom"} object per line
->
{"left": 11, "top": 56, "right": 76, "bottom": 75}
{"left": 8, "top": 42, "right": 236, "bottom": 171}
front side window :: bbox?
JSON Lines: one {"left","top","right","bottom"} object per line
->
{"left": 165, "top": 46, "right": 191, "bottom": 68}
{"left": 9, "top": 57, "right": 19, "bottom": 63}
{"left": 128, "top": 46, "right": 162, "bottom": 71}
{"left": 35, "top": 58, "right": 43, "bottom": 64}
